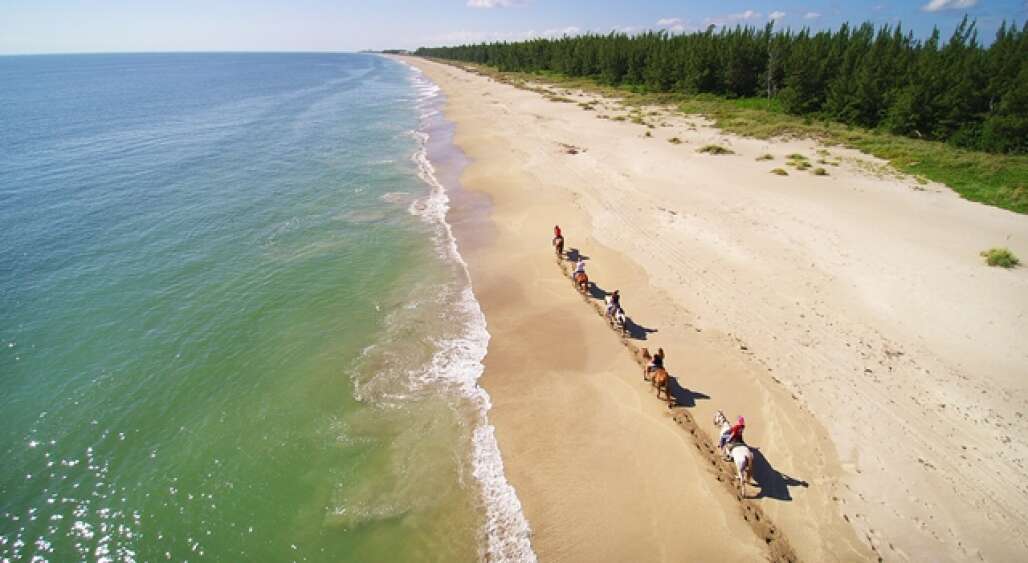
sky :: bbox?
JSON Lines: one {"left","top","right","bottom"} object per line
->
{"left": 1, "top": 0, "right": 1025, "bottom": 55}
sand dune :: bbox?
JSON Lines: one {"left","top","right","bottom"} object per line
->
{"left": 398, "top": 56, "right": 1028, "bottom": 562}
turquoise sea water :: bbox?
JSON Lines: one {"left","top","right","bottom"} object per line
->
{"left": 1, "top": 53, "right": 531, "bottom": 562}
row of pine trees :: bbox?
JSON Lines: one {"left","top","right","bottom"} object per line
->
{"left": 416, "top": 19, "right": 1027, "bottom": 154}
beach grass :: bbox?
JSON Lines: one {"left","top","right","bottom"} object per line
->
{"left": 980, "top": 247, "right": 1020, "bottom": 268}
{"left": 757, "top": 153, "right": 774, "bottom": 161}
{"left": 698, "top": 144, "right": 735, "bottom": 155}
{"left": 442, "top": 61, "right": 1028, "bottom": 214}
{"left": 813, "top": 167, "right": 829, "bottom": 176}
{"left": 770, "top": 168, "right": 788, "bottom": 175}
{"left": 668, "top": 137, "right": 682, "bottom": 144}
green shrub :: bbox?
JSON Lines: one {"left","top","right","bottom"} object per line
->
{"left": 813, "top": 167, "right": 828, "bottom": 175}
{"left": 698, "top": 144, "right": 735, "bottom": 155}
{"left": 980, "top": 248, "right": 1020, "bottom": 268}
{"left": 770, "top": 168, "right": 788, "bottom": 175}
{"left": 787, "top": 153, "right": 808, "bottom": 161}
{"left": 756, "top": 153, "right": 774, "bottom": 161}
{"left": 668, "top": 137, "right": 682, "bottom": 144}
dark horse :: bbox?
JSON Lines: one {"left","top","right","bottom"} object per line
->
{"left": 553, "top": 236, "right": 564, "bottom": 258}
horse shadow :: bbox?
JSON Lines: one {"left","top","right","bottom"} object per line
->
{"left": 565, "top": 248, "right": 590, "bottom": 262}
{"left": 587, "top": 280, "right": 608, "bottom": 301}
{"left": 748, "top": 447, "right": 809, "bottom": 501}
{"left": 666, "top": 377, "right": 709, "bottom": 408}
{"left": 622, "top": 316, "right": 658, "bottom": 340}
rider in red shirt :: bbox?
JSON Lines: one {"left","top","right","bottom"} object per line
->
{"left": 728, "top": 416, "right": 745, "bottom": 443}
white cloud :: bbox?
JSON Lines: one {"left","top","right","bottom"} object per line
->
{"left": 704, "top": 10, "right": 763, "bottom": 27}
{"left": 803, "top": 11, "right": 821, "bottom": 19}
{"left": 542, "top": 26, "right": 581, "bottom": 37}
{"left": 656, "top": 17, "right": 687, "bottom": 32}
{"left": 467, "top": 0, "right": 523, "bottom": 8}
{"left": 921, "top": 0, "right": 978, "bottom": 12}
{"left": 769, "top": 11, "right": 786, "bottom": 20}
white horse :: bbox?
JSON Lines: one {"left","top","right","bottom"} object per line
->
{"left": 713, "top": 410, "right": 732, "bottom": 456}
{"left": 730, "top": 444, "right": 755, "bottom": 496}
{"left": 604, "top": 294, "right": 618, "bottom": 318}
{"left": 714, "top": 410, "right": 754, "bottom": 494}
{"left": 612, "top": 308, "right": 627, "bottom": 334}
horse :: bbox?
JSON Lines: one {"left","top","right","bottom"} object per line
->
{"left": 639, "top": 347, "right": 654, "bottom": 380}
{"left": 639, "top": 347, "right": 667, "bottom": 380}
{"left": 553, "top": 236, "right": 564, "bottom": 259}
{"left": 651, "top": 367, "right": 670, "bottom": 405}
{"left": 639, "top": 347, "right": 671, "bottom": 405}
{"left": 611, "top": 307, "right": 628, "bottom": 335}
{"left": 729, "top": 443, "right": 755, "bottom": 496}
{"left": 573, "top": 271, "right": 589, "bottom": 293}
{"left": 604, "top": 294, "right": 624, "bottom": 325}
{"left": 713, "top": 410, "right": 732, "bottom": 454}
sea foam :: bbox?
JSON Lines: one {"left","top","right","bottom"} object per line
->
{"left": 402, "top": 60, "right": 537, "bottom": 563}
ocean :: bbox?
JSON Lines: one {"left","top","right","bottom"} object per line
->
{"left": 0, "top": 53, "right": 532, "bottom": 562}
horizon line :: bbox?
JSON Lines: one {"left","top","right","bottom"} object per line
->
{"left": 0, "top": 49, "right": 376, "bottom": 58}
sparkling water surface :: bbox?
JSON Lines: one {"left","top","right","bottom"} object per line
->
{"left": 0, "top": 53, "right": 507, "bottom": 562}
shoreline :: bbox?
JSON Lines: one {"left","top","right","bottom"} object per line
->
{"left": 399, "top": 55, "right": 1028, "bottom": 562}
{"left": 405, "top": 62, "right": 536, "bottom": 561}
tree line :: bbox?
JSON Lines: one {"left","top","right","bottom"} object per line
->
{"left": 416, "top": 18, "right": 1027, "bottom": 154}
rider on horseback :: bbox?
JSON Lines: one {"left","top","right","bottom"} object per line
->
{"left": 574, "top": 258, "right": 586, "bottom": 276}
{"left": 722, "top": 416, "right": 746, "bottom": 458}
{"left": 605, "top": 290, "right": 621, "bottom": 318}
{"left": 646, "top": 347, "right": 665, "bottom": 375}
{"left": 553, "top": 225, "right": 565, "bottom": 258}
{"left": 729, "top": 416, "right": 745, "bottom": 443}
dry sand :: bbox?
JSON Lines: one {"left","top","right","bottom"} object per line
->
{"left": 397, "top": 56, "right": 1028, "bottom": 562}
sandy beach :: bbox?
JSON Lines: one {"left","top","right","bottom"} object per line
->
{"left": 397, "top": 55, "right": 1028, "bottom": 562}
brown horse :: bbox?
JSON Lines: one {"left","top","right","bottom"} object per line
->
{"left": 651, "top": 367, "right": 670, "bottom": 402}
{"left": 573, "top": 271, "right": 589, "bottom": 293}
{"left": 553, "top": 236, "right": 564, "bottom": 259}
{"left": 639, "top": 347, "right": 653, "bottom": 380}
{"left": 639, "top": 347, "right": 667, "bottom": 379}
{"left": 639, "top": 347, "right": 671, "bottom": 405}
